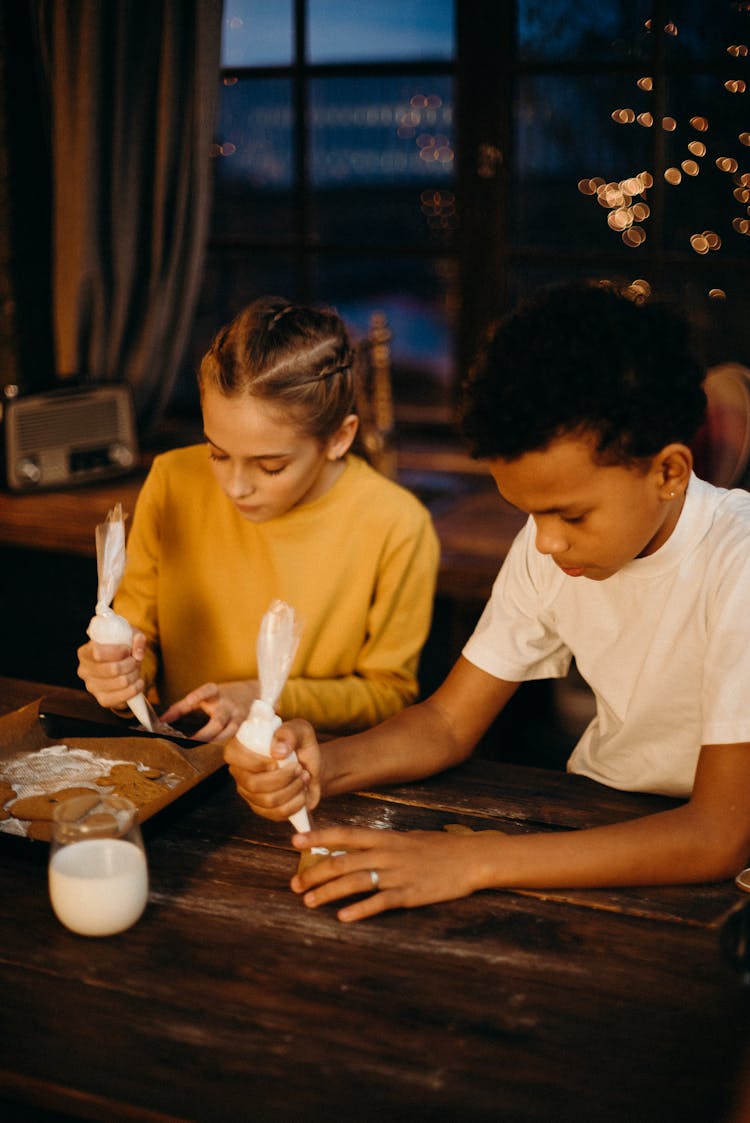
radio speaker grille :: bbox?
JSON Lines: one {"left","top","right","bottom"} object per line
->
{"left": 16, "top": 398, "right": 121, "bottom": 451}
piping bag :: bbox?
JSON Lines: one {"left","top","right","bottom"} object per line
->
{"left": 86, "top": 503, "right": 155, "bottom": 733}
{"left": 235, "top": 600, "right": 311, "bottom": 832}
{"left": 236, "top": 599, "right": 343, "bottom": 872}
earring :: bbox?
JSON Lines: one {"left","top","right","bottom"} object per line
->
{"left": 668, "top": 491, "right": 676, "bottom": 498}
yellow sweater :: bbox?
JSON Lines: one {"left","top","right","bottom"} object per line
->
{"left": 114, "top": 447, "right": 440, "bottom": 732}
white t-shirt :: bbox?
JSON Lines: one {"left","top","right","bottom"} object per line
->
{"left": 462, "top": 474, "right": 750, "bottom": 797}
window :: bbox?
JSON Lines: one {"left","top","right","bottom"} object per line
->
{"left": 172, "top": 2, "right": 750, "bottom": 440}
{"left": 510, "top": 0, "right": 750, "bottom": 369}
{"left": 176, "top": 0, "right": 458, "bottom": 432}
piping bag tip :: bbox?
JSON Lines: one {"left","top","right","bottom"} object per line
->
{"left": 127, "top": 693, "right": 154, "bottom": 733}
{"left": 290, "top": 806, "right": 311, "bottom": 834}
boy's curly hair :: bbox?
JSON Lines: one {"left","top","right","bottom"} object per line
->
{"left": 459, "top": 281, "right": 707, "bottom": 465}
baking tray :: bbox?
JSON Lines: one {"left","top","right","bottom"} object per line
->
{"left": 0, "top": 697, "right": 225, "bottom": 840}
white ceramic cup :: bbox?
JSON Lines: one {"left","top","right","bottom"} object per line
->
{"left": 48, "top": 793, "right": 149, "bottom": 937}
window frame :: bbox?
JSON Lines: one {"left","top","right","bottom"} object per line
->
{"left": 190, "top": 1, "right": 750, "bottom": 435}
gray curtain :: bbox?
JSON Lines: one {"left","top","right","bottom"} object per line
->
{"left": 36, "top": 0, "right": 221, "bottom": 431}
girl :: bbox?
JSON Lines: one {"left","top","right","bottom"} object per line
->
{"left": 77, "top": 297, "right": 439, "bottom": 742}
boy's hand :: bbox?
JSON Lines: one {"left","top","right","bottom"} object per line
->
{"left": 290, "top": 826, "right": 493, "bottom": 922}
{"left": 160, "top": 680, "right": 259, "bottom": 743}
{"left": 224, "top": 718, "right": 322, "bottom": 821}
{"left": 76, "top": 632, "right": 146, "bottom": 711}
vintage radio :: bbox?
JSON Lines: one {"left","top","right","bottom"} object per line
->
{"left": 1, "top": 384, "right": 139, "bottom": 491}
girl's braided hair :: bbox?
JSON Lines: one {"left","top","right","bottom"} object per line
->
{"left": 199, "top": 296, "right": 370, "bottom": 454}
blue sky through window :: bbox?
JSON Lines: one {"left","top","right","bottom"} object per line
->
{"left": 221, "top": 0, "right": 454, "bottom": 67}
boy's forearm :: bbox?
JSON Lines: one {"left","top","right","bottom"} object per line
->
{"left": 320, "top": 696, "right": 471, "bottom": 798}
{"left": 316, "top": 658, "right": 521, "bottom": 800}
{"left": 472, "top": 802, "right": 748, "bottom": 892}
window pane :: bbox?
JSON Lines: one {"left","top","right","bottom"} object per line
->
{"left": 653, "top": 1, "right": 750, "bottom": 64}
{"left": 211, "top": 78, "right": 294, "bottom": 241}
{"left": 518, "top": 0, "right": 653, "bottom": 63}
{"left": 312, "top": 254, "right": 457, "bottom": 421}
{"left": 660, "top": 72, "right": 750, "bottom": 256}
{"left": 308, "top": 0, "right": 454, "bottom": 64}
{"left": 513, "top": 75, "right": 654, "bottom": 254}
{"left": 658, "top": 267, "right": 750, "bottom": 369}
{"left": 221, "top": 0, "right": 293, "bottom": 67}
{"left": 310, "top": 75, "right": 455, "bottom": 248}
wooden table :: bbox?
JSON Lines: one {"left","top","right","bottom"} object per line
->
{"left": 0, "top": 677, "right": 748, "bottom": 1123}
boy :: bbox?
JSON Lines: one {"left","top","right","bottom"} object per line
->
{"left": 224, "top": 281, "right": 750, "bottom": 923}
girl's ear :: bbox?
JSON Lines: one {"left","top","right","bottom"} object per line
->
{"left": 326, "top": 413, "right": 359, "bottom": 460}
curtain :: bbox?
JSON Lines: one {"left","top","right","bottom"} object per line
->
{"left": 36, "top": 0, "right": 222, "bottom": 432}
{"left": 0, "top": 1, "right": 54, "bottom": 394}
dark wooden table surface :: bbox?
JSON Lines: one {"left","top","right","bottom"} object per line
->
{"left": 0, "top": 677, "right": 748, "bottom": 1123}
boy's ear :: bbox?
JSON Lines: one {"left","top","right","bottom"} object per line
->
{"left": 326, "top": 413, "right": 359, "bottom": 460}
{"left": 653, "top": 443, "right": 693, "bottom": 499}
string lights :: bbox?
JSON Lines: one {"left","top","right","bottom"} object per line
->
{"left": 578, "top": 14, "right": 749, "bottom": 299}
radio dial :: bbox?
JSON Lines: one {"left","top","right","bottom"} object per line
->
{"left": 16, "top": 457, "right": 42, "bottom": 485}
{"left": 108, "top": 442, "right": 135, "bottom": 468}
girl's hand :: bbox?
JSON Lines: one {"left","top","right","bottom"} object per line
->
{"left": 76, "top": 632, "right": 146, "bottom": 711}
{"left": 160, "top": 680, "right": 259, "bottom": 743}
{"left": 224, "top": 719, "right": 322, "bottom": 822}
{"left": 290, "top": 826, "right": 492, "bottom": 922}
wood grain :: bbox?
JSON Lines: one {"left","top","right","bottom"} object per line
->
{"left": 0, "top": 677, "right": 747, "bottom": 1122}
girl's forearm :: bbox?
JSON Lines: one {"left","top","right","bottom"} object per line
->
{"left": 280, "top": 672, "right": 417, "bottom": 734}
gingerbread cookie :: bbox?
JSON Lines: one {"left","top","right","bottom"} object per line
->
{"left": 95, "top": 763, "right": 163, "bottom": 806}
{"left": 9, "top": 787, "right": 99, "bottom": 822}
{"left": 296, "top": 848, "right": 327, "bottom": 876}
{"left": 295, "top": 847, "right": 347, "bottom": 877}
{"left": 0, "top": 779, "right": 17, "bottom": 821}
{"left": 26, "top": 820, "right": 55, "bottom": 842}
{"left": 443, "top": 823, "right": 504, "bottom": 837}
